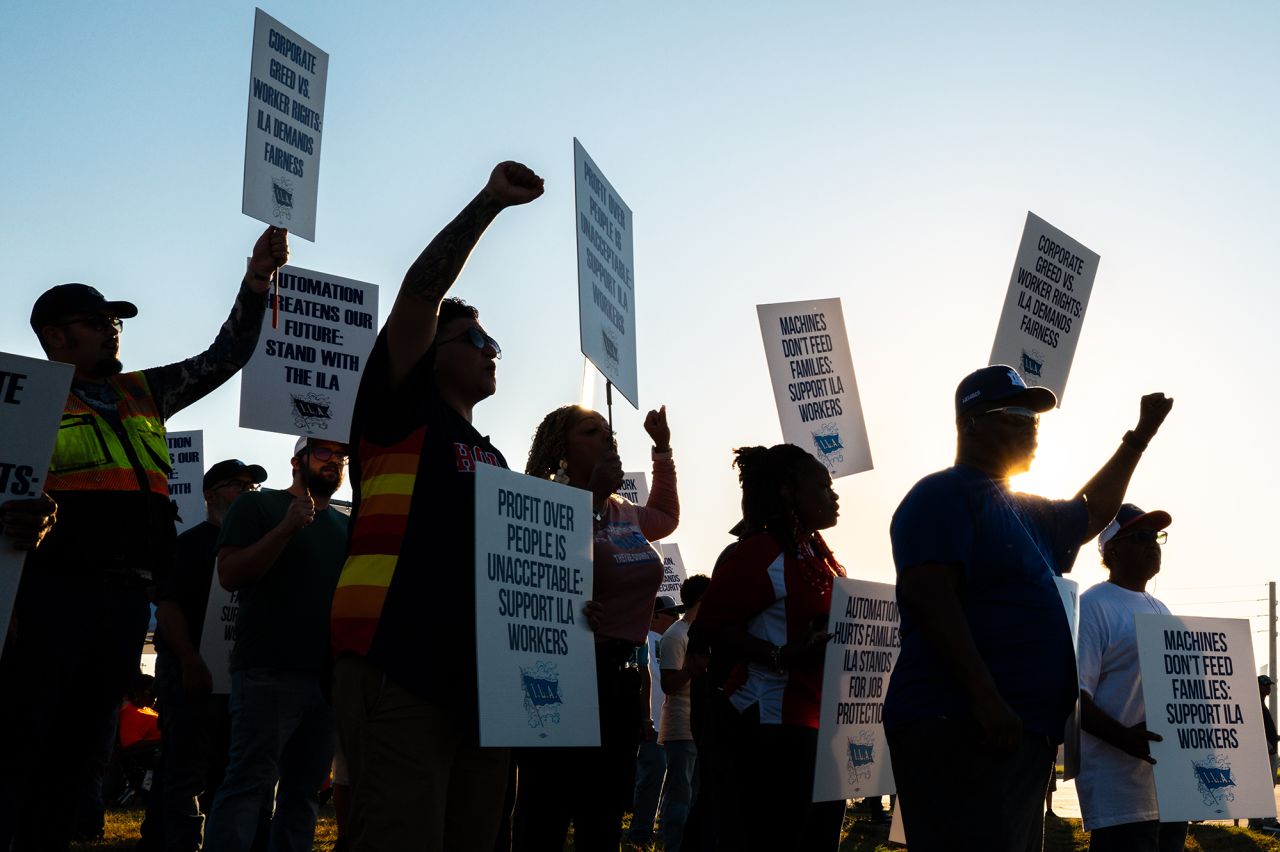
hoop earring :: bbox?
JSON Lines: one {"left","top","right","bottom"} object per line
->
{"left": 552, "top": 460, "right": 570, "bottom": 484}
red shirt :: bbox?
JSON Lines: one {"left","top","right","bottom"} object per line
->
{"left": 695, "top": 532, "right": 844, "bottom": 729}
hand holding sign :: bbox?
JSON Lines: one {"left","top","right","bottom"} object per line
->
{"left": 483, "top": 161, "right": 545, "bottom": 209}
{"left": 245, "top": 226, "right": 291, "bottom": 294}
{"left": 643, "top": 405, "right": 671, "bottom": 450}
{"left": 1133, "top": 393, "right": 1173, "bottom": 443}
{"left": 281, "top": 466, "right": 315, "bottom": 534}
{"left": 0, "top": 493, "right": 57, "bottom": 551}
{"left": 1118, "top": 721, "right": 1163, "bottom": 765}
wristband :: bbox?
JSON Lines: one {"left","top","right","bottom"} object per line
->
{"left": 652, "top": 446, "right": 672, "bottom": 459}
{"left": 1122, "top": 430, "right": 1149, "bottom": 452}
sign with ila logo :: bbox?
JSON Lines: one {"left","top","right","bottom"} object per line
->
{"left": 1134, "top": 614, "right": 1277, "bottom": 822}
{"left": 813, "top": 578, "right": 900, "bottom": 802}
{"left": 757, "top": 298, "right": 873, "bottom": 479}
{"left": 474, "top": 464, "right": 599, "bottom": 747}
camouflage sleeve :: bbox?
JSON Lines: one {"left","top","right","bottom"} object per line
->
{"left": 144, "top": 283, "right": 268, "bottom": 421}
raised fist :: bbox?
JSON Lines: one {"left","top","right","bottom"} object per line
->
{"left": 483, "top": 161, "right": 545, "bottom": 208}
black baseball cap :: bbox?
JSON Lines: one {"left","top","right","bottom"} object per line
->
{"left": 203, "top": 459, "right": 268, "bottom": 491}
{"left": 30, "top": 283, "right": 138, "bottom": 334}
{"left": 955, "top": 365, "right": 1057, "bottom": 419}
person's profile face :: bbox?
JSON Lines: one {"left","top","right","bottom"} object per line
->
{"left": 565, "top": 410, "right": 617, "bottom": 476}
{"left": 44, "top": 312, "right": 124, "bottom": 377}
{"left": 792, "top": 459, "right": 839, "bottom": 532}
{"left": 433, "top": 318, "right": 498, "bottom": 402}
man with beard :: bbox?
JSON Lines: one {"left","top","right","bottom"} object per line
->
{"left": 0, "top": 226, "right": 287, "bottom": 852}
{"left": 202, "top": 437, "right": 350, "bottom": 851}
{"left": 885, "top": 365, "right": 1172, "bottom": 852}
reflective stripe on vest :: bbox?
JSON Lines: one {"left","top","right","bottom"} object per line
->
{"left": 46, "top": 371, "right": 171, "bottom": 496}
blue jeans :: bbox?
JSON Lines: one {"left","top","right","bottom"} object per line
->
{"left": 627, "top": 739, "right": 666, "bottom": 842}
{"left": 203, "top": 669, "right": 335, "bottom": 852}
{"left": 661, "top": 740, "right": 698, "bottom": 852}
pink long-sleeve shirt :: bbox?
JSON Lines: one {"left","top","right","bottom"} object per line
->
{"left": 593, "top": 453, "right": 679, "bottom": 644}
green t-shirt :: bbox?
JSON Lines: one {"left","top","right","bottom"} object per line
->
{"left": 217, "top": 489, "right": 349, "bottom": 674}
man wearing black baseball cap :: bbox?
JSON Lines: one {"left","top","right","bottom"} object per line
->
{"left": 0, "top": 226, "right": 287, "bottom": 851}
{"left": 884, "top": 364, "right": 1173, "bottom": 852}
{"left": 151, "top": 459, "right": 269, "bottom": 851}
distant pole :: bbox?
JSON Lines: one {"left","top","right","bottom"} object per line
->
{"left": 1270, "top": 581, "right": 1277, "bottom": 727}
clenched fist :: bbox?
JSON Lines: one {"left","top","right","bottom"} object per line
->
{"left": 483, "top": 161, "right": 544, "bottom": 208}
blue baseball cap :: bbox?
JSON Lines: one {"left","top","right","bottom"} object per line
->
{"left": 955, "top": 365, "right": 1057, "bottom": 419}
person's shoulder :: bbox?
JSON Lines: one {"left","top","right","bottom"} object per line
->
{"left": 894, "top": 466, "right": 971, "bottom": 520}
{"left": 902, "top": 466, "right": 970, "bottom": 502}
{"left": 726, "top": 532, "right": 784, "bottom": 566}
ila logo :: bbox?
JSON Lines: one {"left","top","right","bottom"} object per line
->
{"left": 271, "top": 178, "right": 295, "bottom": 219}
{"left": 1192, "top": 756, "right": 1237, "bottom": 811}
{"left": 290, "top": 393, "right": 333, "bottom": 430}
{"left": 845, "top": 733, "right": 876, "bottom": 785}
{"left": 1020, "top": 351, "right": 1044, "bottom": 378}
{"left": 520, "top": 662, "right": 563, "bottom": 736}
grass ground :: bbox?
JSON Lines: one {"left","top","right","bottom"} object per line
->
{"left": 69, "top": 806, "right": 1280, "bottom": 851}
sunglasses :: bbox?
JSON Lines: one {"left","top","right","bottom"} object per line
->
{"left": 57, "top": 316, "right": 124, "bottom": 334}
{"left": 1115, "top": 530, "right": 1168, "bottom": 546}
{"left": 436, "top": 327, "right": 501, "bottom": 359}
{"left": 981, "top": 406, "right": 1039, "bottom": 424}
{"left": 304, "top": 445, "right": 349, "bottom": 464}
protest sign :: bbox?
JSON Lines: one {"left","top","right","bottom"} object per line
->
{"left": 474, "top": 464, "right": 598, "bottom": 746}
{"left": 0, "top": 353, "right": 73, "bottom": 656}
{"left": 242, "top": 8, "right": 329, "bottom": 241}
{"left": 814, "top": 578, "right": 900, "bottom": 802}
{"left": 166, "top": 431, "right": 205, "bottom": 534}
{"left": 198, "top": 576, "right": 237, "bottom": 694}
{"left": 757, "top": 298, "right": 872, "bottom": 478}
{"left": 618, "top": 471, "right": 649, "bottom": 507}
{"left": 574, "top": 139, "right": 638, "bottom": 407}
{"left": 1135, "top": 614, "right": 1277, "bottom": 821}
{"left": 989, "top": 212, "right": 1099, "bottom": 402}
{"left": 239, "top": 265, "right": 377, "bottom": 438}
{"left": 1056, "top": 577, "right": 1080, "bottom": 650}
{"left": 657, "top": 542, "right": 688, "bottom": 605}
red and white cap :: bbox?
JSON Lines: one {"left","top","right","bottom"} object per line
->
{"left": 1098, "top": 503, "right": 1172, "bottom": 554}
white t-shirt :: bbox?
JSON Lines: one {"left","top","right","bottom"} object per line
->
{"left": 647, "top": 629, "right": 665, "bottom": 730}
{"left": 659, "top": 618, "right": 692, "bottom": 743}
{"left": 1076, "top": 580, "right": 1171, "bottom": 831}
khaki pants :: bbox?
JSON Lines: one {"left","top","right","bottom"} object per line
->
{"left": 333, "top": 654, "right": 509, "bottom": 852}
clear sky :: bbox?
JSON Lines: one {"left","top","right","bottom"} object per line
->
{"left": 3, "top": 3, "right": 1278, "bottom": 660}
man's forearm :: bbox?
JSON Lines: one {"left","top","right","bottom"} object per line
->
{"left": 1076, "top": 441, "right": 1145, "bottom": 538}
{"left": 1080, "top": 691, "right": 1130, "bottom": 749}
{"left": 217, "top": 525, "right": 291, "bottom": 590}
{"left": 383, "top": 190, "right": 505, "bottom": 388}
{"left": 149, "top": 283, "right": 268, "bottom": 420}
{"left": 402, "top": 190, "right": 504, "bottom": 306}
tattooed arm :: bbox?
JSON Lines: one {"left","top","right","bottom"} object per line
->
{"left": 145, "top": 226, "right": 289, "bottom": 420}
{"left": 385, "top": 161, "right": 544, "bottom": 389}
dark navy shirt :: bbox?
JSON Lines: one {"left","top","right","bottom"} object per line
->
{"left": 884, "top": 464, "right": 1088, "bottom": 742}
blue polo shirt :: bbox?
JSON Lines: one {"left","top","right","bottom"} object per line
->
{"left": 884, "top": 464, "right": 1087, "bottom": 742}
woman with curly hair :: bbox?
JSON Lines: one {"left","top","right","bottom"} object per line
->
{"left": 511, "top": 404, "right": 679, "bottom": 852}
{"left": 689, "top": 443, "right": 847, "bottom": 852}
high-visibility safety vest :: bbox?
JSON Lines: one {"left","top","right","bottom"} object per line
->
{"left": 46, "top": 371, "right": 171, "bottom": 496}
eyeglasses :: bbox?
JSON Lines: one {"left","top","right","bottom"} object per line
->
{"left": 214, "top": 480, "right": 259, "bottom": 493}
{"left": 981, "top": 406, "right": 1039, "bottom": 424}
{"left": 304, "top": 445, "right": 349, "bottom": 464}
{"left": 57, "top": 316, "right": 124, "bottom": 334}
{"left": 1115, "top": 530, "right": 1168, "bottom": 546}
{"left": 435, "top": 327, "right": 501, "bottom": 359}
